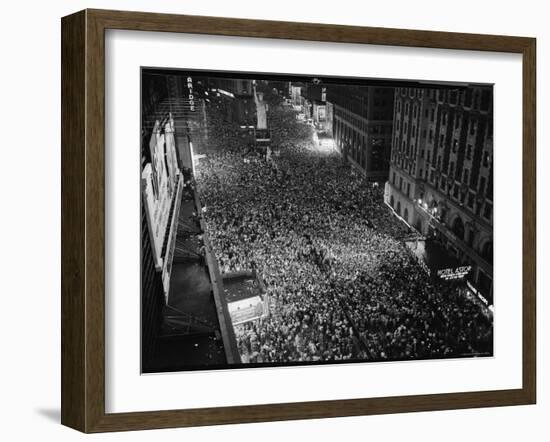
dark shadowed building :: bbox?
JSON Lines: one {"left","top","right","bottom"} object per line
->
{"left": 327, "top": 85, "right": 395, "bottom": 180}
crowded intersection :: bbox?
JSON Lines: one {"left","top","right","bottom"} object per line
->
{"left": 194, "top": 87, "right": 493, "bottom": 365}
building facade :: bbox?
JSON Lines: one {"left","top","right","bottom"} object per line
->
{"left": 385, "top": 86, "right": 494, "bottom": 303}
{"left": 328, "top": 86, "right": 395, "bottom": 180}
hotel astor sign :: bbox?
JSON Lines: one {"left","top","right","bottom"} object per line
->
{"left": 437, "top": 265, "right": 472, "bottom": 280}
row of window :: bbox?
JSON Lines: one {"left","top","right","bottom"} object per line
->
{"left": 425, "top": 172, "right": 493, "bottom": 222}
{"left": 397, "top": 87, "right": 492, "bottom": 112}
{"left": 425, "top": 162, "right": 492, "bottom": 198}
{"left": 396, "top": 100, "right": 488, "bottom": 138}
{"left": 335, "top": 120, "right": 390, "bottom": 172}
{"left": 391, "top": 161, "right": 492, "bottom": 224}
{"left": 391, "top": 171, "right": 412, "bottom": 199}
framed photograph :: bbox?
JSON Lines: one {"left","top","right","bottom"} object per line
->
{"left": 61, "top": 9, "right": 536, "bottom": 433}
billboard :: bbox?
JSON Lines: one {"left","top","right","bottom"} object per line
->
{"left": 142, "top": 117, "right": 181, "bottom": 272}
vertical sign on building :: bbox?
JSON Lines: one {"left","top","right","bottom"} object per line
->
{"left": 187, "top": 76, "right": 195, "bottom": 112}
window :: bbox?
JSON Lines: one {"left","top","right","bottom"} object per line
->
{"left": 451, "top": 217, "right": 465, "bottom": 240}
{"left": 392, "top": 171, "right": 396, "bottom": 184}
{"left": 464, "top": 89, "right": 473, "bottom": 107}
{"left": 422, "top": 129, "right": 427, "bottom": 138}
{"left": 483, "top": 151, "right": 491, "bottom": 168}
{"left": 481, "top": 90, "right": 491, "bottom": 111}
{"left": 483, "top": 203, "right": 492, "bottom": 221}
{"left": 430, "top": 108, "right": 435, "bottom": 122}
{"left": 463, "top": 169, "right": 469, "bottom": 184}
{"left": 479, "top": 177, "right": 486, "bottom": 195}
{"left": 466, "top": 144, "right": 473, "bottom": 160}
{"left": 473, "top": 91, "right": 480, "bottom": 109}
{"left": 469, "top": 119, "right": 476, "bottom": 135}
{"left": 452, "top": 140, "right": 458, "bottom": 153}
{"left": 407, "top": 182, "right": 411, "bottom": 197}
{"left": 450, "top": 90, "right": 458, "bottom": 104}
{"left": 466, "top": 229, "right": 475, "bottom": 247}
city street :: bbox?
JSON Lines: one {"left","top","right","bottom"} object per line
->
{"left": 193, "top": 88, "right": 493, "bottom": 364}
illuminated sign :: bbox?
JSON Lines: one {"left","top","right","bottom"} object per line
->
{"left": 437, "top": 266, "right": 472, "bottom": 280}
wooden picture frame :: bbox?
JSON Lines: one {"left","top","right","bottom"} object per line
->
{"left": 61, "top": 8, "right": 536, "bottom": 433}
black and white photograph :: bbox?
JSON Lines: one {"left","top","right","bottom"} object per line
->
{"left": 140, "top": 69, "right": 494, "bottom": 373}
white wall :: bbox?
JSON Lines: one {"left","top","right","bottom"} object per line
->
{"left": 0, "top": 0, "right": 546, "bottom": 440}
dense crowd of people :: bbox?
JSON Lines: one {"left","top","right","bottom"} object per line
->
{"left": 194, "top": 87, "right": 493, "bottom": 365}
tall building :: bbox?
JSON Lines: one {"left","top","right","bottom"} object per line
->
{"left": 207, "top": 78, "right": 256, "bottom": 127}
{"left": 328, "top": 86, "right": 395, "bottom": 180}
{"left": 385, "top": 86, "right": 494, "bottom": 303}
